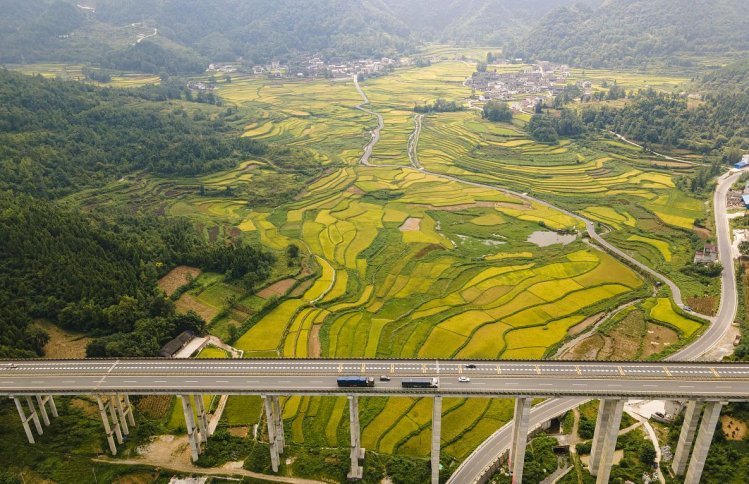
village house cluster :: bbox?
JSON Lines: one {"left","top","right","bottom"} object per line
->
{"left": 208, "top": 56, "right": 402, "bottom": 80}
{"left": 466, "top": 61, "right": 572, "bottom": 106}
{"left": 304, "top": 56, "right": 399, "bottom": 78}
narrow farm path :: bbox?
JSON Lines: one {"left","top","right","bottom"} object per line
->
{"left": 93, "top": 458, "right": 323, "bottom": 484}
{"left": 353, "top": 75, "right": 384, "bottom": 167}
{"left": 609, "top": 131, "right": 700, "bottom": 166}
{"left": 365, "top": 83, "right": 740, "bottom": 483}
{"left": 403, "top": 101, "right": 698, "bottom": 318}
{"left": 448, "top": 157, "right": 743, "bottom": 484}
{"left": 310, "top": 255, "right": 336, "bottom": 305}
{"left": 407, "top": 114, "right": 423, "bottom": 170}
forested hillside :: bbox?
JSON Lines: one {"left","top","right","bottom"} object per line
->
{"left": 377, "top": 0, "right": 591, "bottom": 45}
{"left": 581, "top": 89, "right": 749, "bottom": 155}
{"left": 0, "top": 192, "right": 276, "bottom": 358}
{"left": 574, "top": 57, "right": 749, "bottom": 157}
{"left": 0, "top": 69, "right": 268, "bottom": 197}
{"left": 0, "top": 0, "right": 596, "bottom": 70}
{"left": 512, "top": 0, "right": 749, "bottom": 67}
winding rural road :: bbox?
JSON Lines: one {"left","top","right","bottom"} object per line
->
{"left": 609, "top": 131, "right": 700, "bottom": 166}
{"left": 446, "top": 141, "right": 742, "bottom": 484}
{"left": 354, "top": 75, "right": 383, "bottom": 167}
{"left": 352, "top": 78, "right": 741, "bottom": 482}
{"left": 378, "top": 85, "right": 739, "bottom": 482}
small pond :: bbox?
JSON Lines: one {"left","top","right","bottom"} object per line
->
{"left": 527, "top": 231, "right": 577, "bottom": 247}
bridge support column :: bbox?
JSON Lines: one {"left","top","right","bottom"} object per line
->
{"left": 672, "top": 400, "right": 700, "bottom": 476}
{"left": 13, "top": 397, "right": 37, "bottom": 444}
{"left": 684, "top": 401, "right": 724, "bottom": 484}
{"left": 113, "top": 394, "right": 129, "bottom": 437}
{"left": 273, "top": 396, "right": 285, "bottom": 454}
{"left": 48, "top": 395, "right": 58, "bottom": 418}
{"left": 193, "top": 395, "right": 209, "bottom": 444}
{"left": 431, "top": 396, "right": 442, "bottom": 484}
{"left": 510, "top": 397, "right": 532, "bottom": 484}
{"left": 262, "top": 395, "right": 280, "bottom": 472}
{"left": 35, "top": 395, "right": 51, "bottom": 427}
{"left": 589, "top": 399, "right": 620, "bottom": 475}
{"left": 180, "top": 395, "right": 202, "bottom": 462}
{"left": 96, "top": 396, "right": 118, "bottom": 455}
{"left": 123, "top": 394, "right": 135, "bottom": 427}
{"left": 348, "top": 395, "right": 364, "bottom": 480}
{"left": 25, "top": 396, "right": 43, "bottom": 436}
{"left": 592, "top": 399, "right": 625, "bottom": 484}
{"left": 107, "top": 395, "right": 124, "bottom": 444}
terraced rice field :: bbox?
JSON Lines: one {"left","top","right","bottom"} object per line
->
{"left": 93, "top": 62, "right": 709, "bottom": 460}
{"left": 414, "top": 109, "right": 711, "bottom": 302}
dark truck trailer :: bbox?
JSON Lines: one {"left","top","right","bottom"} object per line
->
{"left": 337, "top": 376, "right": 375, "bottom": 387}
{"left": 402, "top": 377, "right": 439, "bottom": 388}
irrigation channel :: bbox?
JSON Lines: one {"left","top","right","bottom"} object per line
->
{"left": 352, "top": 77, "right": 741, "bottom": 483}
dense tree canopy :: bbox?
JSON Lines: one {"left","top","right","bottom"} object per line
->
{"left": 482, "top": 100, "right": 513, "bottom": 123}
{"left": 581, "top": 89, "right": 749, "bottom": 153}
{"left": 512, "top": 0, "right": 749, "bottom": 68}
{"left": 0, "top": 192, "right": 275, "bottom": 357}
{"left": 0, "top": 69, "right": 267, "bottom": 197}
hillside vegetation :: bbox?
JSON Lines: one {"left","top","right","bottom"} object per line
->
{"left": 0, "top": 69, "right": 273, "bottom": 197}
{"left": 512, "top": 0, "right": 749, "bottom": 67}
{"left": 0, "top": 0, "right": 595, "bottom": 71}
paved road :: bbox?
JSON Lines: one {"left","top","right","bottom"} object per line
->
{"left": 353, "top": 75, "right": 383, "bottom": 167}
{"left": 404, "top": 102, "right": 699, "bottom": 316}
{"left": 449, "top": 170, "right": 744, "bottom": 483}
{"left": 1, "top": 360, "right": 748, "bottom": 400}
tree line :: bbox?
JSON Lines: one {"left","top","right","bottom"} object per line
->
{"left": 0, "top": 69, "right": 268, "bottom": 198}
{"left": 0, "top": 192, "right": 276, "bottom": 358}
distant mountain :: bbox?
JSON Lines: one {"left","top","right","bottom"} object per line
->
{"left": 0, "top": 0, "right": 592, "bottom": 71}
{"left": 377, "top": 0, "right": 596, "bottom": 45}
{"left": 513, "top": 0, "right": 749, "bottom": 67}
{"left": 86, "top": 0, "right": 412, "bottom": 63}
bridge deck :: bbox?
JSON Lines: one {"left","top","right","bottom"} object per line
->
{"left": 1, "top": 359, "right": 748, "bottom": 400}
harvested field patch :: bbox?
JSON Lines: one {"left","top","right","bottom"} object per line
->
{"left": 568, "top": 313, "right": 605, "bottom": 336}
{"left": 686, "top": 296, "right": 718, "bottom": 316}
{"left": 290, "top": 279, "right": 315, "bottom": 297}
{"left": 36, "top": 320, "right": 90, "bottom": 358}
{"left": 229, "top": 426, "right": 250, "bottom": 438}
{"left": 642, "top": 323, "right": 678, "bottom": 358}
{"left": 308, "top": 324, "right": 322, "bottom": 358}
{"left": 257, "top": 278, "right": 296, "bottom": 299}
{"left": 721, "top": 416, "right": 747, "bottom": 441}
{"left": 157, "top": 266, "right": 202, "bottom": 296}
{"left": 175, "top": 294, "right": 218, "bottom": 322}
{"left": 562, "top": 334, "right": 606, "bottom": 360}
{"left": 136, "top": 395, "right": 172, "bottom": 419}
{"left": 400, "top": 217, "right": 421, "bottom": 231}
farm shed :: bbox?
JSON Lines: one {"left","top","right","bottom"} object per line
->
{"left": 159, "top": 331, "right": 196, "bottom": 358}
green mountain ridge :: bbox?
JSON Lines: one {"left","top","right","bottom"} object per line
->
{"left": 513, "top": 0, "right": 749, "bottom": 67}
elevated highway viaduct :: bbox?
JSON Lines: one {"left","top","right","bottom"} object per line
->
{"left": 2, "top": 358, "right": 749, "bottom": 483}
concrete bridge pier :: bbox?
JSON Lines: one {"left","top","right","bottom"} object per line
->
{"left": 180, "top": 394, "right": 202, "bottom": 462}
{"left": 510, "top": 397, "right": 532, "bottom": 484}
{"left": 193, "top": 394, "right": 209, "bottom": 444}
{"left": 672, "top": 400, "right": 701, "bottom": 476}
{"left": 431, "top": 396, "right": 442, "bottom": 484}
{"left": 113, "top": 393, "right": 135, "bottom": 436}
{"left": 262, "top": 395, "right": 280, "bottom": 472}
{"left": 96, "top": 395, "right": 120, "bottom": 455}
{"left": 684, "top": 401, "right": 725, "bottom": 484}
{"left": 348, "top": 395, "right": 364, "bottom": 480}
{"left": 593, "top": 399, "right": 625, "bottom": 484}
{"left": 12, "top": 396, "right": 42, "bottom": 444}
{"left": 273, "top": 396, "right": 285, "bottom": 454}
